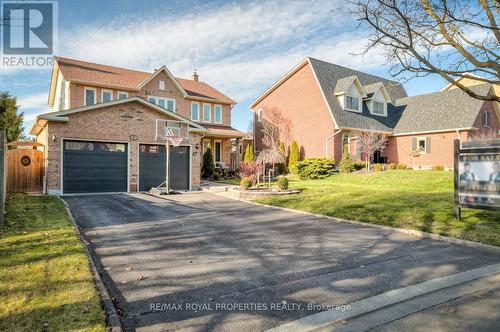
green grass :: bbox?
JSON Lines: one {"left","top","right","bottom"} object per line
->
{"left": 0, "top": 194, "right": 107, "bottom": 331}
{"left": 257, "top": 171, "right": 500, "bottom": 247}
{"left": 214, "top": 178, "right": 241, "bottom": 185}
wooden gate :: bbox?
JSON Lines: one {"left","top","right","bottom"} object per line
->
{"left": 7, "top": 142, "right": 44, "bottom": 194}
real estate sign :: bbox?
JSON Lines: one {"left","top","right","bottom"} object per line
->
{"left": 454, "top": 139, "right": 500, "bottom": 218}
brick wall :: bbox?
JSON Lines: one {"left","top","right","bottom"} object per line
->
{"left": 45, "top": 101, "right": 202, "bottom": 194}
{"left": 68, "top": 71, "right": 232, "bottom": 127}
{"left": 252, "top": 62, "right": 336, "bottom": 159}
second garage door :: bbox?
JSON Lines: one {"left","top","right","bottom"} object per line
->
{"left": 139, "top": 144, "right": 190, "bottom": 191}
{"left": 63, "top": 140, "right": 128, "bottom": 194}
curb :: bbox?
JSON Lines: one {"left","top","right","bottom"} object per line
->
{"left": 58, "top": 197, "right": 123, "bottom": 332}
{"left": 267, "top": 262, "right": 500, "bottom": 332}
{"left": 211, "top": 191, "right": 500, "bottom": 253}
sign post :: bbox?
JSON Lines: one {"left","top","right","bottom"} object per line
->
{"left": 453, "top": 139, "right": 461, "bottom": 220}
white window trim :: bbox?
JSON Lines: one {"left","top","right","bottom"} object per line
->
{"left": 117, "top": 91, "right": 129, "bottom": 99}
{"left": 371, "top": 100, "right": 387, "bottom": 116}
{"left": 84, "top": 87, "right": 97, "bottom": 106}
{"left": 483, "top": 111, "right": 490, "bottom": 128}
{"left": 159, "top": 80, "right": 166, "bottom": 91}
{"left": 214, "top": 104, "right": 222, "bottom": 124}
{"left": 101, "top": 89, "right": 113, "bottom": 103}
{"left": 417, "top": 137, "right": 427, "bottom": 154}
{"left": 203, "top": 103, "right": 211, "bottom": 123}
{"left": 191, "top": 102, "right": 200, "bottom": 121}
{"left": 345, "top": 95, "right": 362, "bottom": 113}
{"left": 148, "top": 95, "right": 176, "bottom": 112}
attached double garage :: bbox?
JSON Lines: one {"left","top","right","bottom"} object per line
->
{"left": 62, "top": 140, "right": 190, "bottom": 194}
{"left": 31, "top": 98, "right": 204, "bottom": 195}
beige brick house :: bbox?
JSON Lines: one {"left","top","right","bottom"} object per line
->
{"left": 251, "top": 57, "right": 499, "bottom": 169}
{"left": 30, "top": 57, "right": 244, "bottom": 194}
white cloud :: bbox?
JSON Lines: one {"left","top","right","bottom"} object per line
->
{"left": 17, "top": 92, "right": 47, "bottom": 110}
{"left": 59, "top": 0, "right": 389, "bottom": 102}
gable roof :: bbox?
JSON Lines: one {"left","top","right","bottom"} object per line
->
{"left": 333, "top": 75, "right": 367, "bottom": 98}
{"left": 393, "top": 83, "right": 491, "bottom": 135}
{"left": 29, "top": 96, "right": 208, "bottom": 135}
{"left": 54, "top": 57, "right": 235, "bottom": 104}
{"left": 308, "top": 57, "right": 407, "bottom": 132}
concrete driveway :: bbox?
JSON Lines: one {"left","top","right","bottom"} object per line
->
{"left": 63, "top": 193, "right": 500, "bottom": 331}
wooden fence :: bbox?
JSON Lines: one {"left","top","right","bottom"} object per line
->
{"left": 7, "top": 146, "right": 44, "bottom": 194}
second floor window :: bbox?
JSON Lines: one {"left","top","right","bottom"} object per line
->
{"left": 214, "top": 105, "right": 222, "bottom": 123}
{"left": 191, "top": 102, "right": 199, "bottom": 121}
{"left": 118, "top": 92, "right": 128, "bottom": 99}
{"left": 372, "top": 101, "right": 384, "bottom": 115}
{"left": 159, "top": 80, "right": 165, "bottom": 90}
{"left": 101, "top": 90, "right": 112, "bottom": 103}
{"left": 203, "top": 104, "right": 211, "bottom": 122}
{"left": 346, "top": 96, "right": 359, "bottom": 111}
{"left": 85, "top": 88, "right": 96, "bottom": 106}
{"left": 149, "top": 96, "right": 175, "bottom": 112}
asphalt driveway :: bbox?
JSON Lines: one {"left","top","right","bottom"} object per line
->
{"left": 63, "top": 193, "right": 500, "bottom": 331}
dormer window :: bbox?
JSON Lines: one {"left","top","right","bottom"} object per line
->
{"left": 372, "top": 101, "right": 385, "bottom": 115}
{"left": 346, "top": 96, "right": 360, "bottom": 111}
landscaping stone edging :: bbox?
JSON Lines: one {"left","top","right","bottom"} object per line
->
{"left": 212, "top": 191, "right": 500, "bottom": 253}
{"left": 58, "top": 197, "right": 123, "bottom": 332}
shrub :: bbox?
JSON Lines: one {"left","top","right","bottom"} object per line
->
{"left": 277, "top": 142, "right": 287, "bottom": 174}
{"left": 289, "top": 140, "right": 300, "bottom": 174}
{"left": 433, "top": 165, "right": 445, "bottom": 171}
{"left": 353, "top": 160, "right": 367, "bottom": 170}
{"left": 295, "top": 158, "right": 335, "bottom": 180}
{"left": 237, "top": 161, "right": 263, "bottom": 186}
{"left": 243, "top": 144, "right": 254, "bottom": 162}
{"left": 373, "top": 163, "right": 383, "bottom": 172}
{"left": 276, "top": 176, "right": 289, "bottom": 190}
{"left": 396, "top": 163, "right": 408, "bottom": 170}
{"left": 388, "top": 163, "right": 398, "bottom": 170}
{"left": 339, "top": 144, "right": 354, "bottom": 173}
{"left": 201, "top": 147, "right": 215, "bottom": 179}
{"left": 240, "top": 177, "right": 252, "bottom": 190}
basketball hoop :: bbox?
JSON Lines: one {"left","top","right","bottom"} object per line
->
{"left": 167, "top": 136, "right": 184, "bottom": 147}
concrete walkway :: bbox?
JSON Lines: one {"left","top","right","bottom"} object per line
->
{"left": 63, "top": 192, "right": 500, "bottom": 331}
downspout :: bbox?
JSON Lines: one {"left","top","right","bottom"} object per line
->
{"left": 325, "top": 129, "right": 342, "bottom": 158}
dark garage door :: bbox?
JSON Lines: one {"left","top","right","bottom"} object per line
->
{"left": 139, "top": 144, "right": 166, "bottom": 191}
{"left": 170, "top": 146, "right": 190, "bottom": 191}
{"left": 63, "top": 140, "right": 128, "bottom": 193}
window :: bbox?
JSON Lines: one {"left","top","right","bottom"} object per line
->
{"left": 101, "top": 90, "right": 113, "bottom": 103}
{"left": 483, "top": 111, "right": 491, "bottom": 127}
{"left": 118, "top": 91, "right": 128, "bottom": 99}
{"left": 372, "top": 101, "right": 385, "bottom": 115}
{"left": 346, "top": 96, "right": 359, "bottom": 111}
{"left": 417, "top": 137, "right": 427, "bottom": 154}
{"left": 214, "top": 105, "right": 222, "bottom": 123}
{"left": 191, "top": 102, "right": 200, "bottom": 121}
{"left": 98, "top": 143, "right": 126, "bottom": 152}
{"left": 214, "top": 140, "right": 222, "bottom": 162}
{"left": 84, "top": 88, "right": 96, "bottom": 106}
{"left": 148, "top": 96, "right": 175, "bottom": 112}
{"left": 65, "top": 141, "right": 94, "bottom": 151}
{"left": 203, "top": 104, "right": 211, "bottom": 122}
{"left": 159, "top": 80, "right": 165, "bottom": 90}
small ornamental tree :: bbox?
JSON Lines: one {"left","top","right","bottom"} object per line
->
{"left": 288, "top": 140, "right": 299, "bottom": 174}
{"left": 339, "top": 144, "right": 354, "bottom": 173}
{"left": 243, "top": 144, "right": 254, "bottom": 162}
{"left": 277, "top": 142, "right": 287, "bottom": 174}
{"left": 201, "top": 147, "right": 215, "bottom": 179}
{"left": 238, "top": 161, "right": 263, "bottom": 187}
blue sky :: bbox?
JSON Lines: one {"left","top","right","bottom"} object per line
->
{"left": 0, "top": 0, "right": 448, "bottom": 135}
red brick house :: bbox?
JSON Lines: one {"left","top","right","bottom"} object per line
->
{"left": 30, "top": 57, "right": 243, "bottom": 194}
{"left": 250, "top": 57, "right": 499, "bottom": 169}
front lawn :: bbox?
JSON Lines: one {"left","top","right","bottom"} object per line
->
{"left": 0, "top": 195, "right": 107, "bottom": 331}
{"left": 257, "top": 171, "right": 500, "bottom": 247}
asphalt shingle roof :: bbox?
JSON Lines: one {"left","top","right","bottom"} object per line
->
{"left": 393, "top": 83, "right": 491, "bottom": 134}
{"left": 308, "top": 57, "right": 407, "bottom": 132}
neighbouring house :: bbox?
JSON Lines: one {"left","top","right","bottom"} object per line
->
{"left": 250, "top": 57, "right": 499, "bottom": 169}
{"left": 30, "top": 57, "right": 244, "bottom": 194}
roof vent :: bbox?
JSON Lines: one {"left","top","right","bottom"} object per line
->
{"left": 192, "top": 69, "right": 199, "bottom": 82}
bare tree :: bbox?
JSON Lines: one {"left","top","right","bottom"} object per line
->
{"left": 350, "top": 0, "right": 499, "bottom": 102}
{"left": 357, "top": 130, "right": 389, "bottom": 171}
{"left": 257, "top": 107, "right": 292, "bottom": 150}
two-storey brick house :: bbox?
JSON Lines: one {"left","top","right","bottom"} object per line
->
{"left": 30, "top": 57, "right": 244, "bottom": 194}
